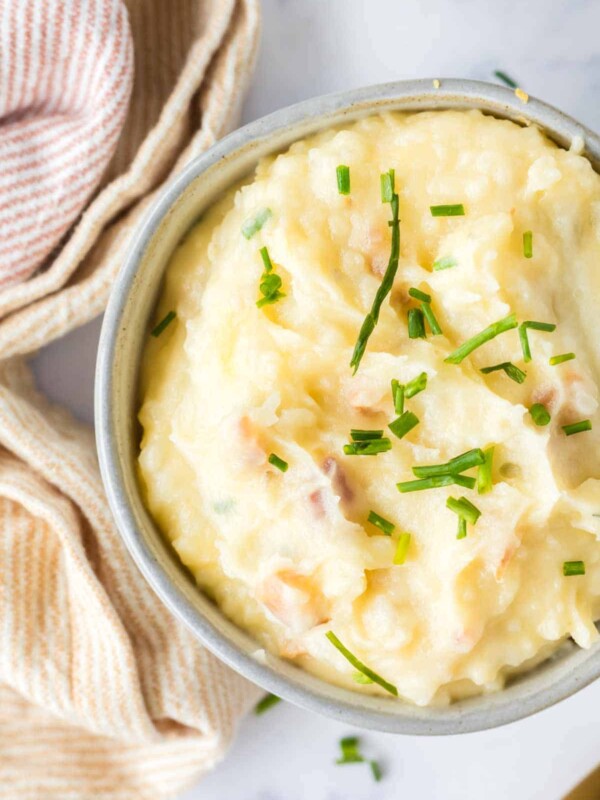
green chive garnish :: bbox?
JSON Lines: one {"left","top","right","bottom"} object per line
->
{"left": 550, "top": 352, "right": 576, "bottom": 366}
{"left": 430, "top": 204, "right": 465, "bottom": 217}
{"left": 151, "top": 310, "right": 176, "bottom": 338}
{"left": 380, "top": 169, "right": 395, "bottom": 203}
{"left": 370, "top": 761, "right": 383, "bottom": 782}
{"left": 421, "top": 302, "right": 443, "bottom": 336}
{"left": 326, "top": 631, "right": 398, "bottom": 696}
{"left": 432, "top": 255, "right": 457, "bottom": 271}
{"left": 530, "top": 403, "right": 551, "bottom": 426}
{"left": 344, "top": 438, "right": 392, "bottom": 456}
{"left": 393, "top": 532, "right": 411, "bottom": 565}
{"left": 336, "top": 165, "right": 351, "bottom": 195}
{"left": 452, "top": 473, "right": 477, "bottom": 490}
{"left": 519, "top": 320, "right": 556, "bottom": 362}
{"left": 255, "top": 693, "right": 281, "bottom": 714}
{"left": 408, "top": 308, "right": 426, "bottom": 339}
{"left": 257, "top": 246, "right": 285, "bottom": 308}
{"left": 447, "top": 495, "right": 481, "bottom": 538}
{"left": 447, "top": 496, "right": 481, "bottom": 525}
{"left": 494, "top": 70, "right": 518, "bottom": 88}
{"left": 523, "top": 230, "right": 533, "bottom": 258}
{"left": 368, "top": 510, "right": 395, "bottom": 535}
{"left": 388, "top": 411, "right": 419, "bottom": 440}
{"left": 408, "top": 287, "right": 431, "bottom": 303}
{"left": 562, "top": 420, "right": 592, "bottom": 436}
{"left": 353, "top": 673, "right": 374, "bottom": 684}
{"left": 242, "top": 207, "right": 272, "bottom": 239}
{"left": 445, "top": 313, "right": 518, "bottom": 364}
{"left": 397, "top": 475, "right": 454, "bottom": 493}
{"left": 480, "top": 361, "right": 527, "bottom": 384}
{"left": 563, "top": 560, "right": 585, "bottom": 576}
{"left": 268, "top": 453, "right": 288, "bottom": 472}
{"left": 412, "top": 448, "right": 486, "bottom": 479}
{"left": 351, "top": 429, "right": 384, "bottom": 441}
{"left": 405, "top": 372, "right": 428, "bottom": 398}
{"left": 336, "top": 736, "right": 363, "bottom": 764}
{"left": 350, "top": 177, "right": 400, "bottom": 373}
{"left": 477, "top": 446, "right": 494, "bottom": 494}
{"left": 391, "top": 379, "right": 405, "bottom": 414}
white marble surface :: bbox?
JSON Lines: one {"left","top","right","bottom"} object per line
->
{"left": 31, "top": 0, "right": 600, "bottom": 797}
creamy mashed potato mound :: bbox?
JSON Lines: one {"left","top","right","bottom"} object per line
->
{"left": 139, "top": 110, "right": 600, "bottom": 706}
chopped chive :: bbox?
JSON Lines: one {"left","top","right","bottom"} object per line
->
{"left": 268, "top": 453, "right": 288, "bottom": 472}
{"left": 563, "top": 560, "right": 585, "bottom": 576}
{"left": 457, "top": 517, "right": 467, "bottom": 539}
{"left": 255, "top": 693, "right": 281, "bottom": 714}
{"left": 388, "top": 411, "right": 419, "bottom": 440}
{"left": 326, "top": 631, "right": 398, "bottom": 696}
{"left": 391, "top": 379, "right": 405, "bottom": 414}
{"left": 242, "top": 207, "right": 272, "bottom": 239}
{"left": 421, "top": 302, "right": 443, "bottom": 335}
{"left": 368, "top": 510, "right": 395, "bottom": 536}
{"left": 562, "top": 420, "right": 592, "bottom": 436}
{"left": 408, "top": 308, "right": 426, "bottom": 339}
{"left": 445, "top": 313, "right": 518, "bottom": 364}
{"left": 336, "top": 165, "right": 351, "bottom": 195}
{"left": 432, "top": 255, "right": 457, "bottom": 271}
{"left": 453, "top": 473, "right": 477, "bottom": 490}
{"left": 393, "top": 532, "right": 411, "bottom": 565}
{"left": 351, "top": 429, "right": 384, "bottom": 441}
{"left": 409, "top": 287, "right": 432, "bottom": 303}
{"left": 344, "top": 438, "right": 392, "bottom": 456}
{"left": 151, "top": 310, "right": 176, "bottom": 338}
{"left": 337, "top": 736, "right": 363, "bottom": 764}
{"left": 350, "top": 186, "right": 400, "bottom": 373}
{"left": 430, "top": 204, "right": 465, "bottom": 217}
{"left": 353, "top": 672, "right": 374, "bottom": 684}
{"left": 370, "top": 761, "right": 383, "bottom": 782}
{"left": 256, "top": 246, "right": 285, "bottom": 308}
{"left": 530, "top": 403, "right": 551, "bottom": 426}
{"left": 405, "top": 371, "right": 428, "bottom": 398}
{"left": 550, "top": 352, "right": 575, "bottom": 366}
{"left": 412, "top": 448, "right": 486, "bottom": 479}
{"left": 447, "top": 496, "right": 482, "bottom": 525}
{"left": 397, "top": 475, "right": 455, "bottom": 493}
{"left": 260, "top": 245, "right": 274, "bottom": 272}
{"left": 519, "top": 320, "right": 556, "bottom": 362}
{"left": 477, "top": 446, "right": 495, "bottom": 495}
{"left": 494, "top": 70, "right": 518, "bottom": 88}
{"left": 380, "top": 169, "right": 395, "bottom": 203}
{"left": 523, "top": 230, "right": 533, "bottom": 258}
{"left": 480, "top": 361, "right": 527, "bottom": 384}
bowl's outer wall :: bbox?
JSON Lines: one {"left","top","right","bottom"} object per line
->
{"left": 95, "top": 79, "right": 600, "bottom": 734}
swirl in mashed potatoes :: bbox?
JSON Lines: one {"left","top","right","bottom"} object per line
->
{"left": 138, "top": 110, "right": 600, "bottom": 706}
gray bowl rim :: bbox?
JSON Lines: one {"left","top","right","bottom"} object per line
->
{"left": 96, "top": 78, "right": 600, "bottom": 735}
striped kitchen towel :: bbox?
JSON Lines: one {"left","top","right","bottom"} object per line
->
{"left": 0, "top": 2, "right": 261, "bottom": 799}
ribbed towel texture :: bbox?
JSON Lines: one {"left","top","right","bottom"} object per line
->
{"left": 0, "top": 2, "right": 262, "bottom": 798}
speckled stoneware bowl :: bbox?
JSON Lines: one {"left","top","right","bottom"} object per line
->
{"left": 95, "top": 79, "right": 600, "bottom": 734}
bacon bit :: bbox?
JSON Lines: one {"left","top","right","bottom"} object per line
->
{"left": 322, "top": 456, "right": 354, "bottom": 504}
{"left": 495, "top": 541, "right": 518, "bottom": 581}
{"left": 237, "top": 416, "right": 266, "bottom": 466}
{"left": 531, "top": 384, "right": 558, "bottom": 413}
{"left": 257, "top": 570, "right": 329, "bottom": 633}
{"left": 308, "top": 488, "right": 327, "bottom": 518}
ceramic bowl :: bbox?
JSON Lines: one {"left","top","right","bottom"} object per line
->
{"left": 95, "top": 79, "right": 600, "bottom": 734}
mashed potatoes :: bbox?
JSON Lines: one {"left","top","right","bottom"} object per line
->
{"left": 138, "top": 110, "right": 600, "bottom": 706}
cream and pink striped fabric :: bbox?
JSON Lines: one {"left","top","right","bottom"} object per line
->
{"left": 0, "top": 2, "right": 261, "bottom": 798}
